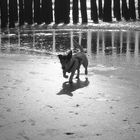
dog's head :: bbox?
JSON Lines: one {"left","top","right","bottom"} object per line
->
{"left": 58, "top": 50, "right": 72, "bottom": 70}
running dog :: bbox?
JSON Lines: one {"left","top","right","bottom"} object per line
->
{"left": 58, "top": 50, "right": 88, "bottom": 83}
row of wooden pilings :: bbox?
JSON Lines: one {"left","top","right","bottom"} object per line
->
{"left": 0, "top": 0, "right": 140, "bottom": 29}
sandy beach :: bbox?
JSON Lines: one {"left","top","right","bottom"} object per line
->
{"left": 0, "top": 51, "right": 140, "bottom": 140}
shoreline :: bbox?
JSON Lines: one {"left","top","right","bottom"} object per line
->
{"left": 1, "top": 20, "right": 140, "bottom": 33}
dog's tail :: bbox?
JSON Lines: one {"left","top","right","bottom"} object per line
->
{"left": 73, "top": 39, "right": 85, "bottom": 53}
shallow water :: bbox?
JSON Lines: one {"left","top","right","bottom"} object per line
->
{"left": 0, "top": 29, "right": 140, "bottom": 63}
{"left": 0, "top": 29, "right": 140, "bottom": 74}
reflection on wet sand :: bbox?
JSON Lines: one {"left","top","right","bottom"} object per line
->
{"left": 0, "top": 29, "right": 140, "bottom": 58}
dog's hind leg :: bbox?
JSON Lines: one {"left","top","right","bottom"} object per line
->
{"left": 83, "top": 63, "right": 88, "bottom": 75}
{"left": 85, "top": 67, "right": 88, "bottom": 75}
{"left": 76, "top": 68, "right": 80, "bottom": 79}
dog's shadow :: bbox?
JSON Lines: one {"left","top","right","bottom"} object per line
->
{"left": 57, "top": 78, "right": 89, "bottom": 96}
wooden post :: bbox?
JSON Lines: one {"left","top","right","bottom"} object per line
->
{"left": 54, "top": 0, "right": 69, "bottom": 24}
{"left": 129, "top": 0, "right": 136, "bottom": 21}
{"left": 63, "top": 0, "right": 70, "bottom": 24}
{"left": 54, "top": 0, "right": 63, "bottom": 24}
{"left": 72, "top": 0, "right": 79, "bottom": 24}
{"left": 98, "top": 0, "right": 103, "bottom": 19}
{"left": 24, "top": 0, "right": 33, "bottom": 24}
{"left": 19, "top": 0, "right": 24, "bottom": 26}
{"left": 34, "top": 0, "right": 41, "bottom": 24}
{"left": 138, "top": 0, "right": 140, "bottom": 19}
{"left": 9, "top": 0, "right": 18, "bottom": 28}
{"left": 90, "top": 0, "right": 98, "bottom": 23}
{"left": 122, "top": 0, "right": 130, "bottom": 21}
{"left": 80, "top": 0, "right": 87, "bottom": 24}
{"left": 0, "top": 0, "right": 8, "bottom": 28}
{"left": 103, "top": 0, "right": 112, "bottom": 22}
{"left": 113, "top": 0, "right": 121, "bottom": 21}
{"left": 42, "top": 0, "right": 53, "bottom": 24}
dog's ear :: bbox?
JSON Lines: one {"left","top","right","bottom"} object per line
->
{"left": 67, "top": 50, "right": 72, "bottom": 60}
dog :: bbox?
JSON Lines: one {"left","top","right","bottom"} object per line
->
{"left": 58, "top": 50, "right": 88, "bottom": 83}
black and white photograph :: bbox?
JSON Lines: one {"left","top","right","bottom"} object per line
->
{"left": 0, "top": 0, "right": 140, "bottom": 140}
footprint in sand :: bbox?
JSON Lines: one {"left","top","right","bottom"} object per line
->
{"left": 0, "top": 88, "right": 4, "bottom": 90}
{"left": 72, "top": 104, "right": 80, "bottom": 108}
{"left": 123, "top": 119, "right": 128, "bottom": 122}
{"left": 28, "top": 119, "right": 36, "bottom": 126}
{"left": 0, "top": 125, "right": 4, "bottom": 128}
{"left": 110, "top": 106, "right": 113, "bottom": 109}
{"left": 7, "top": 108, "right": 11, "bottom": 112}
{"left": 13, "top": 79, "right": 23, "bottom": 85}
{"left": 47, "top": 105, "right": 53, "bottom": 108}
{"left": 39, "top": 128, "right": 58, "bottom": 136}
{"left": 69, "top": 111, "right": 79, "bottom": 115}
{"left": 75, "top": 112, "right": 79, "bottom": 115}
{"left": 26, "top": 88, "right": 30, "bottom": 91}
{"left": 95, "top": 133, "right": 102, "bottom": 136}
{"left": 80, "top": 124, "right": 88, "bottom": 127}
{"left": 64, "top": 132, "right": 75, "bottom": 135}
{"left": 3, "top": 86, "right": 9, "bottom": 89}
{"left": 20, "top": 120, "right": 26, "bottom": 123}
{"left": 18, "top": 131, "right": 30, "bottom": 140}
{"left": 69, "top": 111, "right": 74, "bottom": 113}
{"left": 76, "top": 104, "right": 80, "bottom": 107}
{"left": 134, "top": 106, "right": 139, "bottom": 109}
{"left": 29, "top": 72, "right": 39, "bottom": 75}
{"left": 0, "top": 114, "right": 5, "bottom": 119}
{"left": 4, "top": 107, "right": 11, "bottom": 112}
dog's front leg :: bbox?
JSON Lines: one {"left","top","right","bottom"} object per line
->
{"left": 76, "top": 68, "right": 80, "bottom": 79}
{"left": 63, "top": 70, "right": 68, "bottom": 78}
{"left": 69, "top": 70, "right": 76, "bottom": 83}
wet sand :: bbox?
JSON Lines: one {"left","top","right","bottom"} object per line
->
{"left": 0, "top": 53, "right": 140, "bottom": 140}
